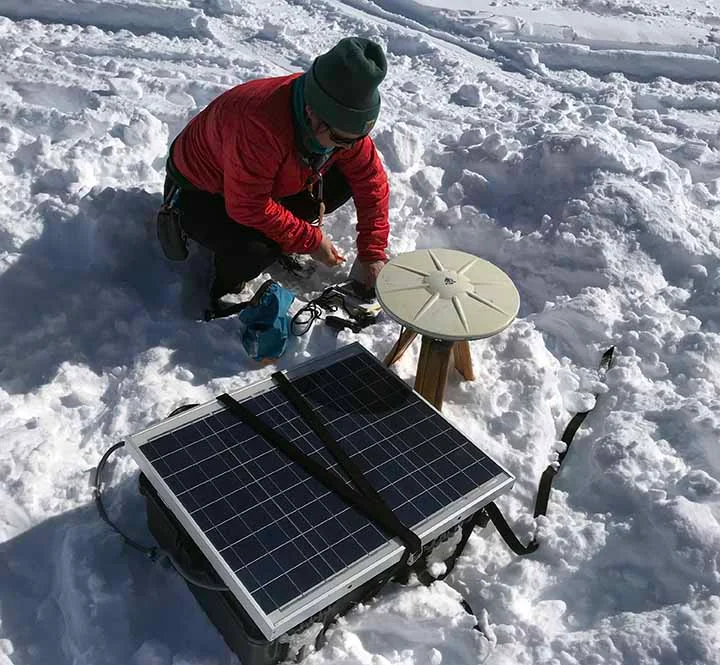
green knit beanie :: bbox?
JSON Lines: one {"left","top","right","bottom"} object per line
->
{"left": 304, "top": 37, "right": 387, "bottom": 136}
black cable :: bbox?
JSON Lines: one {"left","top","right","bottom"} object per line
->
{"left": 94, "top": 441, "right": 228, "bottom": 592}
{"left": 291, "top": 287, "right": 346, "bottom": 336}
{"left": 291, "top": 299, "right": 329, "bottom": 336}
{"left": 159, "top": 551, "right": 229, "bottom": 592}
{"left": 94, "top": 441, "right": 157, "bottom": 557}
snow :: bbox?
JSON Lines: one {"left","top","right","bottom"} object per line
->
{"left": 0, "top": 0, "right": 719, "bottom": 663}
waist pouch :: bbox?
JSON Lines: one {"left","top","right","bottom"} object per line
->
{"left": 157, "top": 147, "right": 199, "bottom": 261}
{"left": 156, "top": 184, "right": 188, "bottom": 261}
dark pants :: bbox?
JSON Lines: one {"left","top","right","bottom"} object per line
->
{"left": 164, "top": 166, "right": 352, "bottom": 299}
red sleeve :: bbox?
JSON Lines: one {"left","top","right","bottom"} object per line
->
{"left": 222, "top": 117, "right": 322, "bottom": 255}
{"left": 334, "top": 138, "right": 390, "bottom": 262}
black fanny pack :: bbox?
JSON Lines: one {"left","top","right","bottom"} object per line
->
{"left": 157, "top": 142, "right": 203, "bottom": 262}
{"left": 156, "top": 183, "right": 189, "bottom": 261}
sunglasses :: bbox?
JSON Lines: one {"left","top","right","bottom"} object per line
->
{"left": 320, "top": 122, "right": 366, "bottom": 148}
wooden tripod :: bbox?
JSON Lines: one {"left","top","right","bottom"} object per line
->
{"left": 384, "top": 328, "right": 475, "bottom": 410}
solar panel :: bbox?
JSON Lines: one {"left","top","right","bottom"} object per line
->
{"left": 126, "top": 343, "right": 513, "bottom": 640}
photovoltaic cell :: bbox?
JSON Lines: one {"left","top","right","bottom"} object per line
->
{"left": 133, "top": 344, "right": 510, "bottom": 631}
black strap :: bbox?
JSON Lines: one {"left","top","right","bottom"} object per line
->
{"left": 311, "top": 544, "right": 481, "bottom": 657}
{"left": 217, "top": 393, "right": 422, "bottom": 557}
{"left": 312, "top": 347, "right": 615, "bottom": 656}
{"left": 272, "top": 372, "right": 385, "bottom": 511}
{"left": 204, "top": 278, "right": 278, "bottom": 322}
{"left": 409, "top": 347, "right": 616, "bottom": 571}
{"left": 316, "top": 171, "right": 324, "bottom": 206}
{"left": 271, "top": 372, "right": 421, "bottom": 556}
{"left": 483, "top": 502, "right": 539, "bottom": 556}
{"left": 533, "top": 346, "right": 615, "bottom": 517}
{"left": 484, "top": 346, "right": 616, "bottom": 556}
{"left": 161, "top": 182, "right": 180, "bottom": 208}
{"left": 414, "top": 508, "right": 490, "bottom": 586}
{"left": 313, "top": 547, "right": 413, "bottom": 655}
{"left": 204, "top": 301, "right": 251, "bottom": 322}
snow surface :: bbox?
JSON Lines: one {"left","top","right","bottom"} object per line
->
{"left": 0, "top": 0, "right": 719, "bottom": 663}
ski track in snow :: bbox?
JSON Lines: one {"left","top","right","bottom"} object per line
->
{"left": 0, "top": 0, "right": 719, "bottom": 664}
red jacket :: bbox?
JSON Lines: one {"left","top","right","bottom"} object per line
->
{"left": 172, "top": 74, "right": 390, "bottom": 261}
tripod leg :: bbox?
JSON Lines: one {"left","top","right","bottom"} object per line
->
{"left": 384, "top": 328, "right": 418, "bottom": 367}
{"left": 453, "top": 340, "right": 475, "bottom": 381}
{"left": 415, "top": 337, "right": 454, "bottom": 410}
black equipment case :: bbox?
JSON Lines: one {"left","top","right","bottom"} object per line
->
{"left": 139, "top": 473, "right": 412, "bottom": 665}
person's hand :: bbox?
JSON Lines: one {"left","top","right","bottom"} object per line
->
{"left": 310, "top": 231, "right": 345, "bottom": 267}
{"left": 356, "top": 259, "right": 387, "bottom": 287}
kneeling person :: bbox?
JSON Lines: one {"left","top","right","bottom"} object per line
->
{"left": 161, "top": 37, "right": 390, "bottom": 304}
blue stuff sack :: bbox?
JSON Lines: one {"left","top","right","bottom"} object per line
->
{"left": 238, "top": 281, "right": 295, "bottom": 363}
